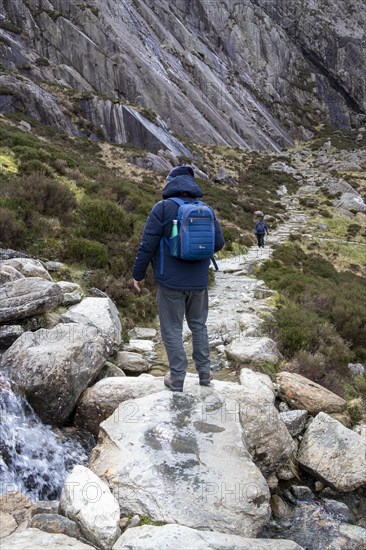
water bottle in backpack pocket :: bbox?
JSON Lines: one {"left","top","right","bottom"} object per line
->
{"left": 170, "top": 219, "right": 180, "bottom": 257}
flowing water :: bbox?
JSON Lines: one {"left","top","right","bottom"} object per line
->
{"left": 0, "top": 377, "right": 93, "bottom": 500}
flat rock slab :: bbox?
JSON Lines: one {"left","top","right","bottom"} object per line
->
{"left": 61, "top": 297, "right": 121, "bottom": 346}
{"left": 75, "top": 375, "right": 163, "bottom": 435}
{"left": 90, "top": 383, "right": 271, "bottom": 537}
{"left": 0, "top": 528, "right": 94, "bottom": 548}
{"left": 113, "top": 524, "right": 304, "bottom": 549}
{"left": 297, "top": 412, "right": 366, "bottom": 492}
{"left": 277, "top": 372, "right": 346, "bottom": 414}
{"left": 1, "top": 323, "right": 109, "bottom": 425}
{"left": 225, "top": 337, "right": 282, "bottom": 364}
{"left": 0, "top": 277, "right": 64, "bottom": 323}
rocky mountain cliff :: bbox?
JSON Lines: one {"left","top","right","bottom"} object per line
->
{"left": 1, "top": 0, "right": 365, "bottom": 153}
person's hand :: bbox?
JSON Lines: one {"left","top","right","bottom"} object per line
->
{"left": 133, "top": 279, "right": 142, "bottom": 292}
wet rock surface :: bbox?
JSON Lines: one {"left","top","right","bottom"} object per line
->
{"left": 90, "top": 378, "right": 272, "bottom": 537}
{"left": 0, "top": 323, "right": 110, "bottom": 425}
{"left": 113, "top": 524, "right": 305, "bottom": 550}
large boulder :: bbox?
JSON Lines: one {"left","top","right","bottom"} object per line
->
{"left": 113, "top": 524, "right": 304, "bottom": 549}
{"left": 225, "top": 337, "right": 282, "bottom": 364}
{"left": 74, "top": 375, "right": 163, "bottom": 435}
{"left": 0, "top": 258, "right": 52, "bottom": 280}
{"left": 0, "top": 323, "right": 109, "bottom": 425}
{"left": 0, "top": 528, "right": 94, "bottom": 549}
{"left": 90, "top": 378, "right": 271, "bottom": 537}
{"left": 277, "top": 372, "right": 347, "bottom": 414}
{"left": 0, "top": 278, "right": 64, "bottom": 323}
{"left": 239, "top": 369, "right": 295, "bottom": 476}
{"left": 60, "top": 465, "right": 120, "bottom": 550}
{"left": 297, "top": 412, "right": 366, "bottom": 492}
{"left": 61, "top": 297, "right": 121, "bottom": 346}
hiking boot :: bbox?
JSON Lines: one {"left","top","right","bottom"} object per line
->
{"left": 199, "top": 371, "right": 213, "bottom": 386}
{"left": 164, "top": 371, "right": 183, "bottom": 392}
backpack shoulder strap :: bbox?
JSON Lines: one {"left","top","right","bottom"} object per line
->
{"left": 168, "top": 197, "right": 185, "bottom": 207}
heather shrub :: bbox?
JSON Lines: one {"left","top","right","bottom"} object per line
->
{"left": 13, "top": 173, "right": 77, "bottom": 217}
{"left": 0, "top": 207, "right": 27, "bottom": 247}
{"left": 67, "top": 237, "right": 109, "bottom": 268}
{"left": 78, "top": 197, "right": 132, "bottom": 240}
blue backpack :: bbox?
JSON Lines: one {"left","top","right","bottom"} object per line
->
{"left": 254, "top": 219, "right": 266, "bottom": 234}
{"left": 160, "top": 197, "right": 217, "bottom": 274}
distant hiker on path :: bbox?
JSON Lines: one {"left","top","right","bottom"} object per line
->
{"left": 132, "top": 165, "right": 225, "bottom": 392}
{"left": 254, "top": 214, "right": 269, "bottom": 249}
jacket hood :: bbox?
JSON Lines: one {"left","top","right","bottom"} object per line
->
{"left": 162, "top": 175, "right": 204, "bottom": 199}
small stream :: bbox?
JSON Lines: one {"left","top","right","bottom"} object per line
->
{"left": 0, "top": 377, "right": 93, "bottom": 500}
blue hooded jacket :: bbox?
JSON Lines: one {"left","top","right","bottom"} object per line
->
{"left": 132, "top": 173, "right": 225, "bottom": 290}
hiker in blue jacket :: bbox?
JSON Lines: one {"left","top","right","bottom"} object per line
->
{"left": 132, "top": 165, "right": 225, "bottom": 392}
{"left": 254, "top": 215, "right": 269, "bottom": 249}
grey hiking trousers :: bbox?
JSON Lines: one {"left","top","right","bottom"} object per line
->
{"left": 157, "top": 285, "right": 211, "bottom": 386}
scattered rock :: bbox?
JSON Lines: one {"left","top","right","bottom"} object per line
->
{"left": 348, "top": 362, "right": 365, "bottom": 376}
{"left": 60, "top": 465, "right": 120, "bottom": 550}
{"left": 116, "top": 351, "right": 150, "bottom": 373}
{"left": 0, "top": 265, "right": 25, "bottom": 285}
{"left": 0, "top": 528, "right": 94, "bottom": 548}
{"left": 113, "top": 524, "right": 304, "bottom": 549}
{"left": 30, "top": 514, "right": 82, "bottom": 539}
{"left": 290, "top": 486, "right": 314, "bottom": 500}
{"left": 316, "top": 222, "right": 328, "bottom": 231}
{"left": 269, "top": 162, "right": 295, "bottom": 174}
{"left": 60, "top": 297, "right": 122, "bottom": 346}
{"left": 0, "top": 325, "right": 23, "bottom": 351}
{"left": 45, "top": 261, "right": 66, "bottom": 272}
{"left": 0, "top": 491, "right": 33, "bottom": 527}
{"left": 128, "top": 327, "right": 157, "bottom": 339}
{"left": 271, "top": 495, "right": 293, "bottom": 520}
{"left": 322, "top": 499, "right": 355, "bottom": 523}
{"left": 1, "top": 323, "right": 110, "bottom": 425}
{"left": 338, "top": 524, "right": 366, "bottom": 545}
{"left": 276, "top": 185, "right": 288, "bottom": 196}
{"left": 238, "top": 369, "right": 295, "bottom": 476}
{"left": 129, "top": 152, "right": 172, "bottom": 172}
{"left": 277, "top": 372, "right": 346, "bottom": 414}
{"left": 279, "top": 410, "right": 308, "bottom": 437}
{"left": 0, "top": 278, "right": 64, "bottom": 323}
{"left": 277, "top": 467, "right": 295, "bottom": 481}
{"left": 297, "top": 412, "right": 366, "bottom": 492}
{"left": 213, "top": 165, "right": 236, "bottom": 185}
{"left": 0, "top": 512, "right": 18, "bottom": 538}
{"left": 226, "top": 337, "right": 282, "bottom": 364}
{"left": 95, "top": 363, "right": 126, "bottom": 382}
{"left": 123, "top": 339, "right": 155, "bottom": 353}
{"left": 74, "top": 375, "right": 163, "bottom": 435}
{"left": 334, "top": 192, "right": 366, "bottom": 213}
{"left": 56, "top": 282, "right": 83, "bottom": 306}
{"left": 0, "top": 258, "right": 52, "bottom": 280}
{"left": 31, "top": 501, "right": 59, "bottom": 516}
